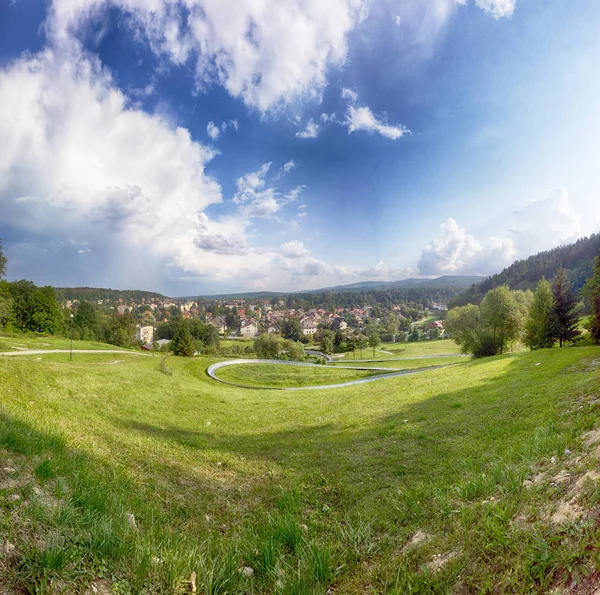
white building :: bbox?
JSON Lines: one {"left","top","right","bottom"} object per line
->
{"left": 136, "top": 325, "right": 154, "bottom": 343}
{"left": 301, "top": 319, "right": 317, "bottom": 336}
{"left": 240, "top": 321, "right": 258, "bottom": 338}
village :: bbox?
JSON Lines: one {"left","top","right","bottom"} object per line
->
{"left": 63, "top": 294, "right": 448, "bottom": 346}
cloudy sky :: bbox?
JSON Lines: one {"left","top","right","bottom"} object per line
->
{"left": 1, "top": 0, "right": 600, "bottom": 295}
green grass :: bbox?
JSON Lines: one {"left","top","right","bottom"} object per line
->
{"left": 0, "top": 331, "right": 129, "bottom": 352}
{"left": 329, "top": 356, "right": 468, "bottom": 369}
{"left": 1, "top": 342, "right": 600, "bottom": 593}
{"left": 214, "top": 363, "right": 385, "bottom": 387}
{"left": 335, "top": 338, "right": 461, "bottom": 360}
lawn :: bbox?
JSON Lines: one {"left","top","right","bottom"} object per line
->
{"left": 328, "top": 356, "right": 468, "bottom": 370}
{"left": 333, "top": 338, "right": 462, "bottom": 360}
{"left": 213, "top": 362, "right": 385, "bottom": 388}
{"left": 0, "top": 332, "right": 130, "bottom": 352}
{"left": 1, "top": 345, "right": 600, "bottom": 594}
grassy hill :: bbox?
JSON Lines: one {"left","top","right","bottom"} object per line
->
{"left": 1, "top": 342, "right": 600, "bottom": 593}
{"left": 455, "top": 232, "right": 600, "bottom": 306}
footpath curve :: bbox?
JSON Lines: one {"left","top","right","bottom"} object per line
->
{"left": 207, "top": 358, "right": 458, "bottom": 391}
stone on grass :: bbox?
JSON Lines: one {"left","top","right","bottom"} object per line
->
{"left": 127, "top": 513, "right": 137, "bottom": 529}
{"left": 242, "top": 566, "right": 254, "bottom": 578}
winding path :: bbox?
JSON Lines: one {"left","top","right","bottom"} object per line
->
{"left": 207, "top": 358, "right": 460, "bottom": 391}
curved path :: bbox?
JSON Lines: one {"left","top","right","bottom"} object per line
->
{"left": 207, "top": 358, "right": 458, "bottom": 391}
{"left": 304, "top": 349, "right": 334, "bottom": 362}
{"left": 0, "top": 349, "right": 146, "bottom": 357}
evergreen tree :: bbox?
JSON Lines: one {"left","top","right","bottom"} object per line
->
{"left": 551, "top": 268, "right": 581, "bottom": 347}
{"left": 586, "top": 253, "right": 600, "bottom": 344}
{"left": 172, "top": 322, "right": 195, "bottom": 356}
{"left": 0, "top": 238, "right": 6, "bottom": 279}
{"left": 525, "top": 278, "right": 555, "bottom": 349}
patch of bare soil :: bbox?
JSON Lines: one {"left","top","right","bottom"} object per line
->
{"left": 426, "top": 550, "right": 458, "bottom": 573}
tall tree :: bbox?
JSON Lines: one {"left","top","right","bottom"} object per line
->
{"left": 0, "top": 238, "right": 6, "bottom": 279}
{"left": 368, "top": 330, "right": 381, "bottom": 356}
{"left": 524, "top": 278, "right": 555, "bottom": 350}
{"left": 551, "top": 268, "right": 581, "bottom": 347}
{"left": 74, "top": 301, "right": 100, "bottom": 332}
{"left": 171, "top": 322, "right": 195, "bottom": 357}
{"left": 586, "top": 253, "right": 600, "bottom": 344}
{"left": 109, "top": 311, "right": 137, "bottom": 347}
{"left": 281, "top": 318, "right": 303, "bottom": 342}
{"left": 479, "top": 285, "right": 523, "bottom": 355}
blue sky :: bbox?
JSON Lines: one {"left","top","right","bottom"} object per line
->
{"left": 1, "top": 0, "right": 599, "bottom": 295}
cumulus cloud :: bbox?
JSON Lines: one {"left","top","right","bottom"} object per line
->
{"left": 417, "top": 188, "right": 582, "bottom": 277}
{"left": 474, "top": 0, "right": 515, "bottom": 19}
{"left": 0, "top": 48, "right": 346, "bottom": 291}
{"left": 296, "top": 119, "right": 320, "bottom": 139}
{"left": 48, "top": 0, "right": 369, "bottom": 112}
{"left": 280, "top": 240, "right": 310, "bottom": 259}
{"left": 206, "top": 121, "right": 220, "bottom": 140}
{"left": 345, "top": 106, "right": 409, "bottom": 140}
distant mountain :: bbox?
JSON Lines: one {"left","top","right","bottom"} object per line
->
{"left": 188, "top": 291, "right": 283, "bottom": 300}
{"left": 312, "top": 275, "right": 484, "bottom": 293}
{"left": 454, "top": 232, "right": 600, "bottom": 306}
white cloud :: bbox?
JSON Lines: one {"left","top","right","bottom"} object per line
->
{"left": 474, "top": 0, "right": 515, "bottom": 19}
{"left": 341, "top": 87, "right": 358, "bottom": 103}
{"left": 345, "top": 105, "right": 409, "bottom": 140}
{"left": 280, "top": 240, "right": 310, "bottom": 258}
{"left": 0, "top": 48, "right": 351, "bottom": 291}
{"left": 395, "top": 15, "right": 402, "bottom": 25}
{"left": 206, "top": 121, "right": 220, "bottom": 140}
{"left": 48, "top": 0, "right": 369, "bottom": 112}
{"left": 296, "top": 119, "right": 320, "bottom": 139}
{"left": 283, "top": 160, "right": 296, "bottom": 174}
{"left": 417, "top": 188, "right": 582, "bottom": 277}
{"left": 418, "top": 218, "right": 483, "bottom": 276}
{"left": 221, "top": 119, "right": 239, "bottom": 132}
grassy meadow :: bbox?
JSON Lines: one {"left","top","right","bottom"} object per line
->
{"left": 214, "top": 363, "right": 385, "bottom": 388}
{"left": 1, "top": 342, "right": 600, "bottom": 593}
{"left": 332, "top": 338, "right": 462, "bottom": 361}
{"left": 0, "top": 332, "right": 130, "bottom": 352}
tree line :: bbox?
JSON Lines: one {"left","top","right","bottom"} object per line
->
{"left": 446, "top": 261, "right": 600, "bottom": 357}
{"left": 454, "top": 233, "right": 600, "bottom": 306}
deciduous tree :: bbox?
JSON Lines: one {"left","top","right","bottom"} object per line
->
{"left": 525, "top": 278, "right": 555, "bottom": 349}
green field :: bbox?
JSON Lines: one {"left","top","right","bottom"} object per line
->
{"left": 2, "top": 343, "right": 600, "bottom": 593}
{"left": 0, "top": 332, "right": 130, "bottom": 352}
{"left": 333, "top": 338, "right": 461, "bottom": 360}
{"left": 329, "top": 356, "right": 468, "bottom": 370}
{"left": 214, "top": 363, "right": 385, "bottom": 388}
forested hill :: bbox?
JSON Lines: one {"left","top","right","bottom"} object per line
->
{"left": 454, "top": 232, "right": 600, "bottom": 306}
{"left": 54, "top": 287, "right": 167, "bottom": 302}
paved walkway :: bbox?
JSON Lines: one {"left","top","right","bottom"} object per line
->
{"left": 207, "top": 358, "right": 458, "bottom": 391}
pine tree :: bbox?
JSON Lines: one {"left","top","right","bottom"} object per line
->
{"left": 172, "top": 322, "right": 195, "bottom": 357}
{"left": 525, "top": 278, "right": 555, "bottom": 349}
{"left": 550, "top": 268, "right": 581, "bottom": 347}
{"left": 587, "top": 253, "right": 600, "bottom": 344}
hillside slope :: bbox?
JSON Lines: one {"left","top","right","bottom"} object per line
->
{"left": 455, "top": 232, "right": 600, "bottom": 305}
{"left": 2, "top": 347, "right": 600, "bottom": 593}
